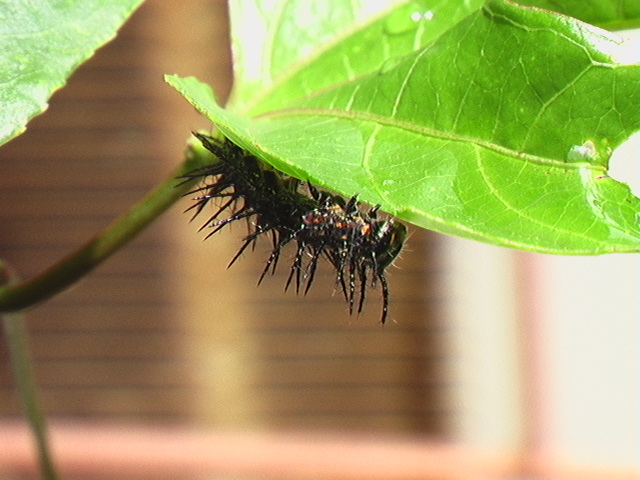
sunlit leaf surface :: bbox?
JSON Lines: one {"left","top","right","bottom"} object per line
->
{"left": 168, "top": 0, "right": 640, "bottom": 254}
{"left": 0, "top": 0, "right": 144, "bottom": 146}
{"left": 520, "top": 0, "right": 640, "bottom": 30}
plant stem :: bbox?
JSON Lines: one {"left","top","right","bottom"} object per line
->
{"left": 0, "top": 152, "right": 206, "bottom": 313}
{"left": 2, "top": 311, "right": 60, "bottom": 480}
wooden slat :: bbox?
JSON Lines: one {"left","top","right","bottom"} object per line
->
{"left": 257, "top": 331, "right": 443, "bottom": 358}
{"left": 258, "top": 387, "right": 438, "bottom": 414}
{"left": 0, "top": 157, "right": 161, "bottom": 188}
{"left": 21, "top": 304, "right": 180, "bottom": 333}
{"left": 254, "top": 358, "right": 442, "bottom": 386}
{"left": 29, "top": 332, "right": 185, "bottom": 360}
{"left": 36, "top": 361, "right": 192, "bottom": 388}
{"left": 39, "top": 390, "right": 193, "bottom": 417}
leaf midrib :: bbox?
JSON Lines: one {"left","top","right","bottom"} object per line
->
{"left": 257, "top": 106, "right": 605, "bottom": 171}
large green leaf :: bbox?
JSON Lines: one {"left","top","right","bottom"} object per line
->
{"left": 227, "top": 0, "right": 639, "bottom": 117}
{"left": 168, "top": 0, "right": 640, "bottom": 254}
{"left": 0, "top": 0, "right": 144, "bottom": 146}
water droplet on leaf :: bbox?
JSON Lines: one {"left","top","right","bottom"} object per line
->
{"left": 384, "top": 1, "right": 434, "bottom": 35}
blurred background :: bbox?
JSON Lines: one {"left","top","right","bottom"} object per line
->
{"left": 0, "top": 1, "right": 638, "bottom": 479}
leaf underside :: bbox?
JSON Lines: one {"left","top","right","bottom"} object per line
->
{"left": 167, "top": 0, "right": 640, "bottom": 255}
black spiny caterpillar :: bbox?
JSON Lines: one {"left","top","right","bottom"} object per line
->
{"left": 182, "top": 133, "right": 407, "bottom": 323}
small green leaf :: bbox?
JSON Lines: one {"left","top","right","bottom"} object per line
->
{"left": 0, "top": 0, "right": 144, "bottom": 146}
{"left": 167, "top": 0, "right": 640, "bottom": 254}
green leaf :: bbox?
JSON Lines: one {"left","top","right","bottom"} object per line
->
{"left": 226, "top": 0, "right": 639, "bottom": 117}
{"left": 227, "top": 0, "right": 485, "bottom": 114}
{"left": 167, "top": 0, "right": 640, "bottom": 254}
{"left": 518, "top": 0, "right": 640, "bottom": 30}
{"left": 0, "top": 0, "right": 145, "bottom": 146}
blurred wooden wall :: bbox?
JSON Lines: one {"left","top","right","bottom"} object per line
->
{"left": 0, "top": 0, "right": 230, "bottom": 423}
{"left": 0, "top": 0, "right": 448, "bottom": 435}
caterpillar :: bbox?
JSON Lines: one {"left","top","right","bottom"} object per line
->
{"left": 182, "top": 133, "right": 407, "bottom": 323}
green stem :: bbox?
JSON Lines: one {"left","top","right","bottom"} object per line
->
{"left": 2, "top": 310, "right": 59, "bottom": 480}
{"left": 0, "top": 152, "right": 205, "bottom": 313}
